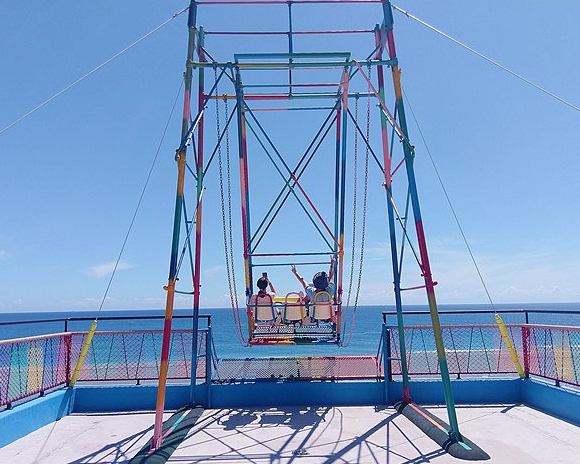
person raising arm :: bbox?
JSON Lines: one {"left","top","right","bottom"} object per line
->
{"left": 291, "top": 257, "right": 336, "bottom": 302}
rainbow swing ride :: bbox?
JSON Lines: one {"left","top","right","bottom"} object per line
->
{"left": 151, "top": 0, "right": 467, "bottom": 450}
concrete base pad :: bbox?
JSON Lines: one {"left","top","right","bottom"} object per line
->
{"left": 394, "top": 401, "right": 490, "bottom": 460}
{"left": 1, "top": 405, "right": 579, "bottom": 463}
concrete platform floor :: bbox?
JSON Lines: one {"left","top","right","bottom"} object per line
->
{"left": 0, "top": 405, "right": 579, "bottom": 463}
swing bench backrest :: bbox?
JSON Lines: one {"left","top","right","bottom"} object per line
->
{"left": 283, "top": 292, "right": 306, "bottom": 323}
{"left": 312, "top": 291, "right": 334, "bottom": 322}
{"left": 251, "top": 293, "right": 276, "bottom": 322}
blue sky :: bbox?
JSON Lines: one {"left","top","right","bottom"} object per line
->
{"left": 1, "top": 1, "right": 580, "bottom": 312}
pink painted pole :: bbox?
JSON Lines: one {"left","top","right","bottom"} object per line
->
{"left": 152, "top": 2, "right": 198, "bottom": 450}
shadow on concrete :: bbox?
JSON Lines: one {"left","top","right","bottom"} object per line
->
{"left": 162, "top": 406, "right": 453, "bottom": 464}
{"left": 127, "top": 406, "right": 495, "bottom": 463}
{"left": 63, "top": 415, "right": 154, "bottom": 464}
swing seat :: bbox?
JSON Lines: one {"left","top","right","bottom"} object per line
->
{"left": 311, "top": 291, "right": 334, "bottom": 322}
{"left": 283, "top": 292, "right": 306, "bottom": 324}
{"left": 274, "top": 295, "right": 299, "bottom": 304}
{"left": 250, "top": 293, "right": 277, "bottom": 323}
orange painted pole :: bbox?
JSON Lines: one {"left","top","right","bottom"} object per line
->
{"left": 152, "top": 1, "right": 197, "bottom": 450}
{"left": 336, "top": 67, "right": 349, "bottom": 339}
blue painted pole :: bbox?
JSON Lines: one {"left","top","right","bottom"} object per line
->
{"left": 206, "top": 324, "right": 212, "bottom": 408}
{"left": 374, "top": 24, "right": 411, "bottom": 403}
{"left": 382, "top": 0, "right": 461, "bottom": 440}
{"left": 333, "top": 101, "right": 341, "bottom": 317}
{"left": 287, "top": 2, "right": 294, "bottom": 94}
{"left": 190, "top": 23, "right": 206, "bottom": 406}
{"left": 153, "top": 0, "right": 197, "bottom": 450}
{"left": 235, "top": 70, "right": 254, "bottom": 337}
{"left": 336, "top": 67, "right": 349, "bottom": 338}
{"left": 382, "top": 323, "right": 389, "bottom": 403}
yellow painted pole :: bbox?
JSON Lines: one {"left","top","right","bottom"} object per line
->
{"left": 69, "top": 319, "right": 98, "bottom": 387}
{"left": 495, "top": 314, "right": 525, "bottom": 378}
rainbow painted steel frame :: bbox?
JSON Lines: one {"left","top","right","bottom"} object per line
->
{"left": 152, "top": 0, "right": 463, "bottom": 449}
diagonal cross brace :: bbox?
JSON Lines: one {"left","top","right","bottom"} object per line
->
{"left": 250, "top": 104, "right": 340, "bottom": 249}
{"left": 244, "top": 110, "right": 337, "bottom": 251}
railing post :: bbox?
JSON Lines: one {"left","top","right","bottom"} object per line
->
{"left": 65, "top": 334, "right": 72, "bottom": 385}
{"left": 522, "top": 325, "right": 530, "bottom": 378}
{"left": 381, "top": 324, "right": 390, "bottom": 404}
{"left": 386, "top": 327, "right": 393, "bottom": 382}
{"left": 206, "top": 324, "right": 212, "bottom": 408}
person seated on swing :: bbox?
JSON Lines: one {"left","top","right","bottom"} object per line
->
{"left": 290, "top": 257, "right": 336, "bottom": 322}
{"left": 248, "top": 274, "right": 280, "bottom": 325}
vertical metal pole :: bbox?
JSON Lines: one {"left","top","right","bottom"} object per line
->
{"left": 287, "top": 2, "right": 294, "bottom": 95}
{"left": 190, "top": 25, "right": 206, "bottom": 405}
{"left": 522, "top": 325, "right": 530, "bottom": 378}
{"left": 386, "top": 327, "right": 393, "bottom": 382}
{"left": 64, "top": 319, "right": 71, "bottom": 385}
{"left": 206, "top": 323, "right": 212, "bottom": 407}
{"left": 382, "top": 323, "right": 389, "bottom": 403}
{"left": 374, "top": 25, "right": 411, "bottom": 403}
{"left": 65, "top": 334, "right": 72, "bottom": 385}
{"left": 382, "top": 1, "right": 461, "bottom": 440}
{"left": 152, "top": 1, "right": 197, "bottom": 450}
{"left": 336, "top": 68, "right": 349, "bottom": 338}
{"left": 235, "top": 69, "right": 254, "bottom": 337}
{"left": 333, "top": 103, "right": 341, "bottom": 323}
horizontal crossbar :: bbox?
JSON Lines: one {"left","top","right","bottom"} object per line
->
{"left": 187, "top": 59, "right": 396, "bottom": 69}
{"left": 235, "top": 52, "right": 351, "bottom": 60}
{"left": 207, "top": 29, "right": 373, "bottom": 36}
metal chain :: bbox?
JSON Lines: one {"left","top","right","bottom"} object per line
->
{"left": 215, "top": 68, "right": 248, "bottom": 346}
{"left": 225, "top": 98, "right": 247, "bottom": 346}
{"left": 342, "top": 97, "right": 359, "bottom": 340}
{"left": 343, "top": 67, "right": 371, "bottom": 347}
{"left": 356, "top": 66, "right": 371, "bottom": 302}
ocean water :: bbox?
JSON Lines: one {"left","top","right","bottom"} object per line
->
{"left": 1, "top": 303, "right": 579, "bottom": 358}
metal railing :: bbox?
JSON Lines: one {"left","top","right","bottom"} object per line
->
{"left": 0, "top": 333, "right": 70, "bottom": 409}
{"left": 214, "top": 355, "right": 382, "bottom": 382}
{"left": 0, "top": 314, "right": 211, "bottom": 339}
{"left": 0, "top": 323, "right": 215, "bottom": 410}
{"left": 385, "top": 325, "right": 524, "bottom": 378}
{"left": 381, "top": 308, "right": 580, "bottom": 325}
{"left": 384, "top": 323, "right": 580, "bottom": 389}
{"left": 2, "top": 314, "right": 579, "bottom": 409}
{"left": 525, "top": 324, "right": 580, "bottom": 387}
{"left": 69, "top": 330, "right": 207, "bottom": 383}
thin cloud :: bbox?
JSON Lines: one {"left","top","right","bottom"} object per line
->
{"left": 203, "top": 265, "right": 224, "bottom": 279}
{"left": 89, "top": 260, "right": 134, "bottom": 279}
{"left": 348, "top": 240, "right": 580, "bottom": 304}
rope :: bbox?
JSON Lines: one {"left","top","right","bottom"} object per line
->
{"left": 96, "top": 81, "right": 184, "bottom": 314}
{"left": 69, "top": 80, "right": 183, "bottom": 386}
{"left": 0, "top": 6, "right": 189, "bottom": 138}
{"left": 215, "top": 69, "right": 248, "bottom": 346}
{"left": 391, "top": 4, "right": 580, "bottom": 116}
{"left": 403, "top": 88, "right": 495, "bottom": 311}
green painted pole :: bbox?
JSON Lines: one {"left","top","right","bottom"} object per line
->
{"left": 374, "top": 24, "right": 411, "bottom": 402}
{"left": 152, "top": 1, "right": 198, "bottom": 450}
{"left": 190, "top": 24, "right": 206, "bottom": 404}
{"left": 382, "top": 1, "right": 462, "bottom": 441}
